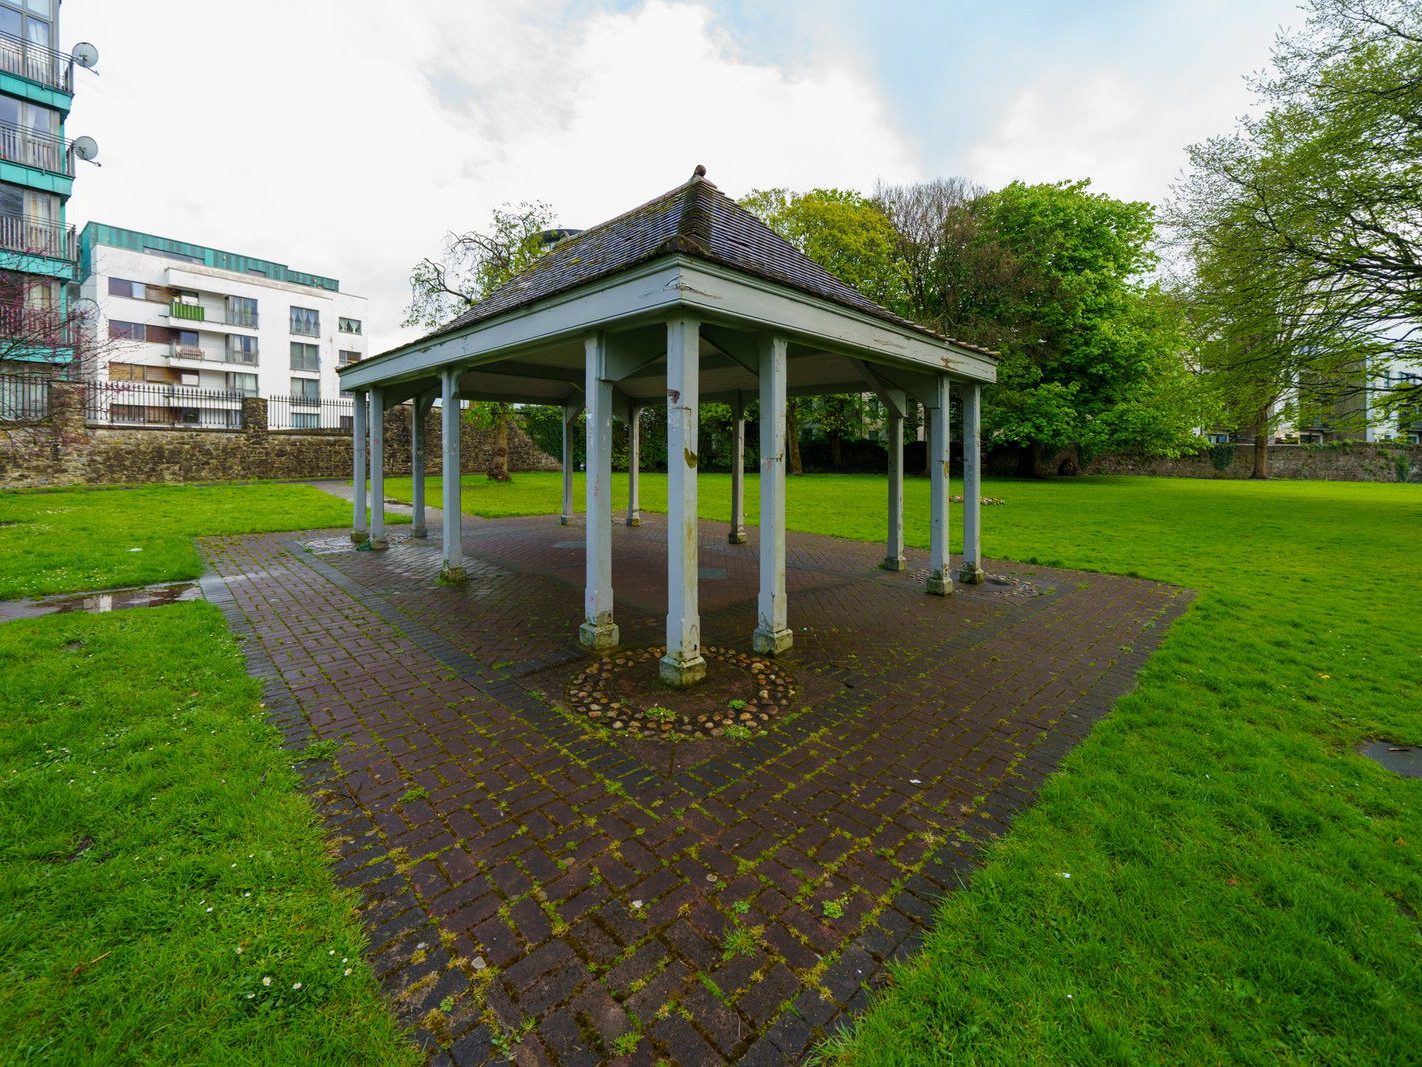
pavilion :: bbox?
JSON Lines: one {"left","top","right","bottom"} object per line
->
{"left": 336, "top": 167, "right": 998, "bottom": 687}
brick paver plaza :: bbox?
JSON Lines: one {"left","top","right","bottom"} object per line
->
{"left": 201, "top": 515, "right": 1189, "bottom": 1064}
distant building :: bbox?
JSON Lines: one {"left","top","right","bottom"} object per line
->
{"left": 78, "top": 223, "right": 368, "bottom": 428}
{"left": 0, "top": 0, "right": 82, "bottom": 376}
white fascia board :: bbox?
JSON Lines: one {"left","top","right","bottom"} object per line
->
{"left": 676, "top": 260, "right": 998, "bottom": 385}
{"left": 339, "top": 261, "right": 686, "bottom": 390}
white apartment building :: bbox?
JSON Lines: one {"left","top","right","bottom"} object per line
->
{"left": 78, "top": 222, "right": 368, "bottom": 428}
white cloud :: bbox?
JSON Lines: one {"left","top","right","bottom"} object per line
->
{"left": 63, "top": 0, "right": 921, "bottom": 353}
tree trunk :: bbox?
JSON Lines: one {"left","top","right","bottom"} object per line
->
{"left": 787, "top": 399, "right": 803, "bottom": 475}
{"left": 487, "top": 415, "right": 511, "bottom": 482}
{"left": 1250, "top": 412, "right": 1270, "bottom": 479}
{"left": 830, "top": 433, "right": 843, "bottom": 470}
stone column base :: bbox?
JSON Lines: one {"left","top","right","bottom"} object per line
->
{"left": 958, "top": 562, "right": 985, "bottom": 584}
{"left": 411, "top": 526, "right": 428, "bottom": 540}
{"left": 926, "top": 573, "right": 953, "bottom": 596}
{"left": 560, "top": 515, "right": 574, "bottom": 526}
{"left": 368, "top": 537, "right": 388, "bottom": 551}
{"left": 440, "top": 564, "right": 467, "bottom": 584}
{"left": 728, "top": 530, "right": 747, "bottom": 545}
{"left": 579, "top": 621, "right": 620, "bottom": 651}
{"left": 350, "top": 530, "right": 369, "bottom": 545}
{"left": 752, "top": 626, "right": 793, "bottom": 655}
{"left": 627, "top": 516, "right": 641, "bottom": 527}
{"left": 880, "top": 555, "right": 906, "bottom": 572}
{"left": 659, "top": 652, "right": 706, "bottom": 686}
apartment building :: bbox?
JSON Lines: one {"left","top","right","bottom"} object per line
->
{"left": 0, "top": 0, "right": 82, "bottom": 378}
{"left": 79, "top": 223, "right": 368, "bottom": 428}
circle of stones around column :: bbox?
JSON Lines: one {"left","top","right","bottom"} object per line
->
{"left": 565, "top": 645, "right": 796, "bottom": 740}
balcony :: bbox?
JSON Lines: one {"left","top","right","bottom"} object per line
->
{"left": 169, "top": 342, "right": 205, "bottom": 361}
{"left": 0, "top": 30, "right": 74, "bottom": 94}
{"left": 0, "top": 119, "right": 72, "bottom": 176}
{"left": 0, "top": 215, "right": 76, "bottom": 262}
{"left": 225, "top": 342, "right": 259, "bottom": 366}
{"left": 169, "top": 300, "right": 205, "bottom": 322}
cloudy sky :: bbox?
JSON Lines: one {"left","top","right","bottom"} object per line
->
{"left": 64, "top": 0, "right": 1302, "bottom": 352}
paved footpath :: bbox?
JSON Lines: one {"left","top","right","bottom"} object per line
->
{"left": 200, "top": 516, "right": 1190, "bottom": 1065}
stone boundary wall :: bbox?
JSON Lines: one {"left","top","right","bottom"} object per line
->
{"left": 0, "top": 384, "right": 559, "bottom": 488}
{"left": 1081, "top": 443, "right": 1421, "bottom": 482}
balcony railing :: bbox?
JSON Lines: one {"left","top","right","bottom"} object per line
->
{"left": 0, "top": 301, "right": 71, "bottom": 344}
{"left": 170, "top": 300, "right": 205, "bottom": 322}
{"left": 0, "top": 215, "right": 77, "bottom": 262}
{"left": 169, "top": 342, "right": 205, "bottom": 361}
{"left": 0, "top": 119, "right": 72, "bottom": 176}
{"left": 225, "top": 341, "right": 258, "bottom": 365}
{"left": 0, "top": 30, "right": 74, "bottom": 94}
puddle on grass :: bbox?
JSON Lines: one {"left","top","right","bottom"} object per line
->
{"left": 1359, "top": 741, "right": 1422, "bottom": 780}
{"left": 0, "top": 581, "right": 201, "bottom": 623}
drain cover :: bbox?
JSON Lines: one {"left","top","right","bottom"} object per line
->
{"left": 1359, "top": 741, "right": 1422, "bottom": 779}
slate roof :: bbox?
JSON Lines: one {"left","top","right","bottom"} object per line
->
{"left": 414, "top": 170, "right": 997, "bottom": 357}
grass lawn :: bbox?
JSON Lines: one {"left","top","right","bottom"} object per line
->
{"left": 0, "top": 482, "right": 403, "bottom": 600}
{"left": 0, "top": 483, "right": 417, "bottom": 1063}
{"left": 387, "top": 471, "right": 1422, "bottom": 1062}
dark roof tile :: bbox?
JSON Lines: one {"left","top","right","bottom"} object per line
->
{"left": 412, "top": 173, "right": 996, "bottom": 358}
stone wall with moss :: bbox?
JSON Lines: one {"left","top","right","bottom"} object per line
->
{"left": 0, "top": 387, "right": 559, "bottom": 488}
{"left": 1079, "top": 443, "right": 1422, "bottom": 482}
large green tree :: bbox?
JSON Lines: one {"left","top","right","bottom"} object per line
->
{"left": 404, "top": 203, "right": 558, "bottom": 480}
{"left": 1174, "top": 0, "right": 1421, "bottom": 449}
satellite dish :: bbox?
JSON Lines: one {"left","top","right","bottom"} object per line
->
{"left": 71, "top": 42, "right": 100, "bottom": 69}
{"left": 72, "top": 135, "right": 100, "bottom": 166}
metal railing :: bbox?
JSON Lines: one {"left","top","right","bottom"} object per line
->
{"left": 84, "top": 379, "right": 245, "bottom": 428}
{"left": 0, "top": 372, "right": 50, "bottom": 422}
{"left": 0, "top": 118, "right": 71, "bottom": 176}
{"left": 169, "top": 300, "right": 205, "bottom": 322}
{"left": 0, "top": 30, "right": 73, "bottom": 94}
{"left": 0, "top": 301, "right": 71, "bottom": 344}
{"left": 0, "top": 215, "right": 76, "bottom": 262}
{"left": 267, "top": 393, "right": 353, "bottom": 430}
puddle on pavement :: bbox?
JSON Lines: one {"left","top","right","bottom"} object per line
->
{"left": 0, "top": 581, "right": 201, "bottom": 623}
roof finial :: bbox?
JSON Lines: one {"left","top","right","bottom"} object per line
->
{"left": 692, "top": 164, "right": 707, "bottom": 180}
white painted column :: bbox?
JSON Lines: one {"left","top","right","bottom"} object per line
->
{"left": 661, "top": 316, "right": 706, "bottom": 686}
{"left": 728, "top": 394, "right": 747, "bottom": 544}
{"left": 626, "top": 402, "right": 642, "bottom": 527}
{"left": 410, "top": 395, "right": 428, "bottom": 539}
{"left": 560, "top": 404, "right": 578, "bottom": 526}
{"left": 926, "top": 374, "right": 952, "bottom": 595}
{"left": 959, "top": 381, "right": 985, "bottom": 584}
{"left": 439, "top": 367, "right": 465, "bottom": 582}
{"left": 580, "top": 334, "right": 618, "bottom": 650}
{"left": 368, "top": 387, "right": 387, "bottom": 550}
{"left": 754, "top": 335, "right": 793, "bottom": 654}
{"left": 350, "top": 388, "right": 368, "bottom": 544}
{"left": 883, "top": 405, "right": 905, "bottom": 571}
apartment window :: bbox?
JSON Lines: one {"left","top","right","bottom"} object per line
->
{"left": 226, "top": 372, "right": 257, "bottom": 396}
{"left": 176, "top": 329, "right": 199, "bottom": 347}
{"left": 291, "top": 413, "right": 319, "bottom": 429}
{"left": 107, "top": 277, "right": 148, "bottom": 300}
{"left": 290, "top": 342, "right": 319, "bottom": 372}
{"left": 107, "top": 361, "right": 141, "bottom": 382}
{"left": 289, "top": 305, "right": 319, "bottom": 337}
{"left": 338, "top": 349, "right": 361, "bottom": 367}
{"left": 227, "top": 334, "right": 258, "bottom": 364}
{"left": 225, "top": 295, "right": 258, "bottom": 328}
{"left": 145, "top": 324, "right": 177, "bottom": 345}
{"left": 338, "top": 317, "right": 361, "bottom": 335}
{"left": 109, "top": 319, "right": 144, "bottom": 341}
{"left": 290, "top": 377, "right": 320, "bottom": 404}
{"left": 143, "top": 365, "right": 179, "bottom": 384}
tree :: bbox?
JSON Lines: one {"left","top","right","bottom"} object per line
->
{"left": 0, "top": 271, "right": 114, "bottom": 457}
{"left": 1176, "top": 0, "right": 1422, "bottom": 430}
{"left": 405, "top": 203, "right": 560, "bottom": 480}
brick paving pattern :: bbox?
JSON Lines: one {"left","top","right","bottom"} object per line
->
{"left": 200, "top": 515, "right": 1190, "bottom": 1064}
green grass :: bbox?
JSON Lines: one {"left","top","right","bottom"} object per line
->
{"left": 0, "top": 481, "right": 417, "bottom": 1062}
{"left": 391, "top": 471, "right": 1422, "bottom": 1062}
{"left": 0, "top": 482, "right": 404, "bottom": 600}
{"left": 0, "top": 603, "right": 416, "bottom": 1064}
